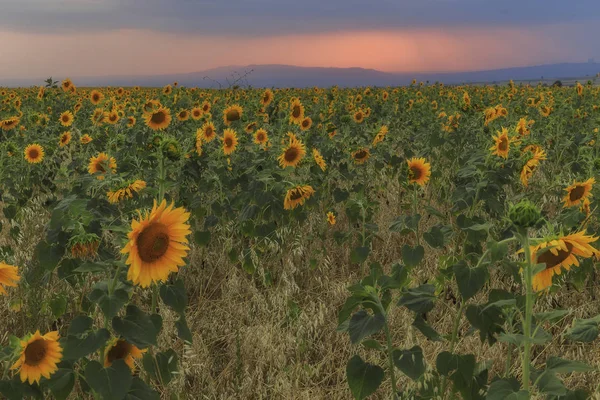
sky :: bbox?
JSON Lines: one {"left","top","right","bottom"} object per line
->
{"left": 2, "top": 0, "right": 600, "bottom": 79}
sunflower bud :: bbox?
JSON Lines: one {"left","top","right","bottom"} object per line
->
{"left": 508, "top": 199, "right": 541, "bottom": 229}
{"left": 161, "top": 138, "right": 181, "bottom": 161}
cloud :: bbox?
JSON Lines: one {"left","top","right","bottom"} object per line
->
{"left": 1, "top": 0, "right": 599, "bottom": 36}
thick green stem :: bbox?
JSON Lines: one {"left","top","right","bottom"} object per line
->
{"left": 441, "top": 302, "right": 466, "bottom": 398}
{"left": 413, "top": 186, "right": 420, "bottom": 245}
{"left": 521, "top": 229, "right": 533, "bottom": 391}
{"left": 383, "top": 322, "right": 398, "bottom": 400}
{"left": 157, "top": 154, "right": 166, "bottom": 202}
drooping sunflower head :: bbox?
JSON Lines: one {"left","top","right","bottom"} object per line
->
{"left": 223, "top": 104, "right": 243, "bottom": 126}
{"left": 121, "top": 199, "right": 191, "bottom": 287}
{"left": 2, "top": 117, "right": 20, "bottom": 131}
{"left": 59, "top": 131, "right": 72, "bottom": 147}
{"left": 407, "top": 157, "right": 431, "bottom": 186}
{"left": 245, "top": 122, "right": 257, "bottom": 133}
{"left": 80, "top": 134, "right": 93, "bottom": 144}
{"left": 352, "top": 148, "right": 370, "bottom": 164}
{"left": 327, "top": 211, "right": 336, "bottom": 225}
{"left": 10, "top": 331, "right": 62, "bottom": 385}
{"left": 530, "top": 231, "right": 599, "bottom": 291}
{"left": 104, "top": 338, "right": 146, "bottom": 371}
{"left": 284, "top": 185, "right": 315, "bottom": 210}
{"left": 563, "top": 178, "right": 595, "bottom": 208}
{"left": 88, "top": 152, "right": 117, "bottom": 180}
{"left": 24, "top": 144, "right": 44, "bottom": 164}
{"left": 144, "top": 107, "right": 172, "bottom": 131}
{"left": 59, "top": 110, "right": 74, "bottom": 127}
{"left": 0, "top": 262, "right": 20, "bottom": 295}
{"left": 222, "top": 128, "right": 239, "bottom": 155}
{"left": 312, "top": 148, "right": 326, "bottom": 171}
{"left": 61, "top": 78, "right": 73, "bottom": 91}
{"left": 278, "top": 133, "right": 306, "bottom": 168}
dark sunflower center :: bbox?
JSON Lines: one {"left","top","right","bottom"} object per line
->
{"left": 292, "top": 106, "right": 301, "bottom": 118}
{"left": 225, "top": 138, "right": 233, "bottom": 147}
{"left": 356, "top": 113, "right": 363, "bottom": 120}
{"left": 290, "top": 190, "right": 303, "bottom": 201}
{"left": 537, "top": 243, "right": 573, "bottom": 270}
{"left": 151, "top": 111, "right": 166, "bottom": 125}
{"left": 61, "top": 135, "right": 68, "bottom": 143}
{"left": 179, "top": 112, "right": 187, "bottom": 118}
{"left": 498, "top": 137, "right": 508, "bottom": 151}
{"left": 24, "top": 339, "right": 47, "bottom": 366}
{"left": 92, "top": 94, "right": 99, "bottom": 102}
{"left": 110, "top": 114, "right": 117, "bottom": 122}
{"left": 226, "top": 110, "right": 240, "bottom": 121}
{"left": 62, "top": 115, "right": 69, "bottom": 122}
{"left": 193, "top": 110, "right": 201, "bottom": 117}
{"left": 205, "top": 127, "right": 214, "bottom": 137}
{"left": 29, "top": 149, "right": 39, "bottom": 159}
{"left": 137, "top": 222, "right": 170, "bottom": 263}
{"left": 257, "top": 133, "right": 265, "bottom": 141}
{"left": 569, "top": 186, "right": 586, "bottom": 202}
{"left": 106, "top": 340, "right": 132, "bottom": 363}
{"left": 302, "top": 120, "right": 309, "bottom": 128}
{"left": 203, "top": 105, "right": 209, "bottom": 111}
{"left": 410, "top": 166, "right": 423, "bottom": 180}
{"left": 284, "top": 147, "right": 299, "bottom": 162}
{"left": 263, "top": 94, "right": 270, "bottom": 102}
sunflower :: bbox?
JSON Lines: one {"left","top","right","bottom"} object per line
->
{"left": 90, "top": 108, "right": 106, "bottom": 126}
{"left": 222, "top": 128, "right": 239, "bottom": 155}
{"left": 59, "top": 110, "right": 74, "bottom": 127}
{"left": 489, "top": 127, "right": 512, "bottom": 159}
{"left": 245, "top": 122, "right": 257, "bottom": 133}
{"left": 300, "top": 117, "right": 312, "bottom": 131}
{"left": 327, "top": 211, "right": 336, "bottom": 225}
{"left": 163, "top": 84, "right": 173, "bottom": 95}
{"left": 2, "top": 117, "right": 20, "bottom": 131}
{"left": 198, "top": 121, "right": 217, "bottom": 142}
{"left": 104, "top": 338, "right": 146, "bottom": 371}
{"left": 312, "top": 148, "right": 326, "bottom": 171}
{"left": 407, "top": 157, "right": 431, "bottom": 186}
{"left": 373, "top": 125, "right": 389, "bottom": 146}
{"left": 0, "top": 262, "right": 20, "bottom": 295}
{"left": 24, "top": 144, "right": 44, "bottom": 164}
{"left": 106, "top": 111, "right": 119, "bottom": 125}
{"left": 352, "top": 148, "right": 370, "bottom": 164}
{"left": 177, "top": 109, "right": 189, "bottom": 121}
{"left": 90, "top": 90, "right": 104, "bottom": 105}
{"left": 520, "top": 147, "right": 546, "bottom": 187}
{"left": 126, "top": 116, "right": 136, "bottom": 127}
{"left": 289, "top": 99, "right": 305, "bottom": 125}
{"left": 191, "top": 107, "right": 203, "bottom": 120}
{"left": 278, "top": 133, "right": 306, "bottom": 168}
{"left": 107, "top": 180, "right": 146, "bottom": 204}
{"left": 563, "top": 178, "right": 595, "bottom": 208}
{"left": 80, "top": 134, "right": 93, "bottom": 144}
{"left": 353, "top": 110, "right": 365, "bottom": 124}
{"left": 223, "top": 104, "right": 243, "bottom": 126}
{"left": 201, "top": 101, "right": 211, "bottom": 113}
{"left": 284, "top": 185, "right": 315, "bottom": 210}
{"left": 116, "top": 87, "right": 125, "bottom": 96}
{"left": 529, "top": 232, "right": 599, "bottom": 291}
{"left": 540, "top": 105, "right": 552, "bottom": 117}
{"left": 61, "top": 78, "right": 73, "bottom": 91}
{"left": 11, "top": 331, "right": 62, "bottom": 384}
{"left": 261, "top": 89, "right": 274, "bottom": 106}
{"left": 254, "top": 128, "right": 269, "bottom": 145}
{"left": 88, "top": 153, "right": 117, "bottom": 180}
{"left": 59, "top": 131, "right": 72, "bottom": 147}
{"left": 144, "top": 107, "right": 172, "bottom": 131}
{"left": 121, "top": 199, "right": 191, "bottom": 287}
{"left": 142, "top": 100, "right": 161, "bottom": 114}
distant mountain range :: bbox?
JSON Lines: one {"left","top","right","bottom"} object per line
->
{"left": 4, "top": 62, "right": 600, "bottom": 88}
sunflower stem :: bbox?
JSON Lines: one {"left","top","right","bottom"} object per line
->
{"left": 157, "top": 153, "right": 166, "bottom": 202}
{"left": 520, "top": 228, "right": 533, "bottom": 392}
{"left": 412, "top": 186, "right": 420, "bottom": 246}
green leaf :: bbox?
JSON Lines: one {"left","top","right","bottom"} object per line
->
{"left": 466, "top": 304, "right": 505, "bottom": 345}
{"left": 346, "top": 355, "right": 384, "bottom": 400}
{"left": 566, "top": 318, "right": 600, "bottom": 342}
{"left": 338, "top": 295, "right": 365, "bottom": 326}
{"left": 423, "top": 226, "right": 446, "bottom": 248}
{"left": 62, "top": 329, "right": 110, "bottom": 361}
{"left": 535, "top": 310, "right": 569, "bottom": 322}
{"left": 125, "top": 377, "right": 160, "bottom": 400}
{"left": 175, "top": 315, "right": 193, "bottom": 343}
{"left": 535, "top": 370, "right": 567, "bottom": 396}
{"left": 488, "top": 240, "right": 509, "bottom": 262}
{"left": 194, "top": 230, "right": 211, "bottom": 246}
{"left": 453, "top": 261, "right": 489, "bottom": 301}
{"left": 89, "top": 287, "right": 129, "bottom": 320}
{"left": 159, "top": 279, "right": 187, "bottom": 314}
{"left": 142, "top": 349, "right": 179, "bottom": 386}
{"left": 398, "top": 284, "right": 436, "bottom": 314}
{"left": 242, "top": 252, "right": 256, "bottom": 274}
{"left": 361, "top": 339, "right": 384, "bottom": 351}
{"left": 412, "top": 315, "right": 442, "bottom": 341}
{"left": 49, "top": 295, "right": 68, "bottom": 318}
{"left": 68, "top": 316, "right": 93, "bottom": 336}
{"left": 392, "top": 346, "right": 426, "bottom": 381}
{"left": 545, "top": 357, "right": 593, "bottom": 374}
{"left": 112, "top": 305, "right": 160, "bottom": 349}
{"left": 486, "top": 378, "right": 529, "bottom": 400}
{"left": 35, "top": 240, "right": 64, "bottom": 271}
{"left": 45, "top": 367, "right": 75, "bottom": 400}
{"left": 348, "top": 310, "right": 385, "bottom": 344}
{"left": 351, "top": 246, "right": 370, "bottom": 264}
{"left": 401, "top": 245, "right": 424, "bottom": 267}
{"left": 0, "top": 376, "right": 43, "bottom": 400}
{"left": 85, "top": 359, "right": 132, "bottom": 400}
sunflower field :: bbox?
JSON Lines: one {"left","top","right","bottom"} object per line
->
{"left": 0, "top": 78, "right": 599, "bottom": 399}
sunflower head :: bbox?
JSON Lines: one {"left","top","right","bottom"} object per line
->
{"left": 104, "top": 338, "right": 146, "bottom": 371}
{"left": 563, "top": 178, "right": 595, "bottom": 208}
{"left": 352, "top": 148, "right": 370, "bottom": 164}
{"left": 0, "top": 262, "right": 20, "bottom": 295}
{"left": 508, "top": 199, "right": 542, "bottom": 230}
{"left": 24, "top": 144, "right": 44, "bottom": 164}
{"left": 222, "top": 128, "right": 239, "bottom": 155}
{"left": 223, "top": 105, "right": 243, "bottom": 126}
{"left": 144, "top": 107, "right": 172, "bottom": 131}
{"left": 11, "top": 331, "right": 63, "bottom": 384}
{"left": 407, "top": 157, "right": 431, "bottom": 186}
{"left": 59, "top": 110, "right": 74, "bottom": 127}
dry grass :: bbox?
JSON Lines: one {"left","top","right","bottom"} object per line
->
{"left": 1, "top": 183, "right": 600, "bottom": 399}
